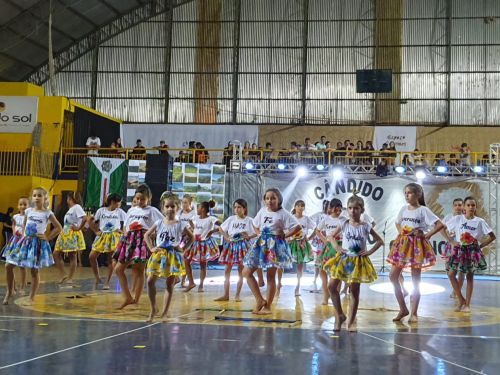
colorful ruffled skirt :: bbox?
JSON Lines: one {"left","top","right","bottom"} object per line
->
{"left": 91, "top": 231, "right": 121, "bottom": 253}
{"left": 243, "top": 230, "right": 293, "bottom": 270}
{"left": 5, "top": 235, "right": 54, "bottom": 269}
{"left": 324, "top": 252, "right": 377, "bottom": 283}
{"left": 316, "top": 242, "right": 338, "bottom": 268}
{"left": 219, "top": 234, "right": 250, "bottom": 265}
{"left": 446, "top": 241, "right": 487, "bottom": 274}
{"left": 113, "top": 229, "right": 149, "bottom": 264}
{"left": 1, "top": 233, "right": 23, "bottom": 259}
{"left": 441, "top": 242, "right": 454, "bottom": 261}
{"left": 184, "top": 237, "right": 219, "bottom": 263}
{"left": 386, "top": 234, "right": 436, "bottom": 269}
{"left": 54, "top": 227, "right": 86, "bottom": 253}
{"left": 289, "top": 238, "right": 313, "bottom": 263}
{"left": 147, "top": 245, "right": 185, "bottom": 278}
{"left": 311, "top": 234, "right": 326, "bottom": 252}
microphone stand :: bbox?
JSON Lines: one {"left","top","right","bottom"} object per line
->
{"left": 379, "top": 219, "right": 388, "bottom": 274}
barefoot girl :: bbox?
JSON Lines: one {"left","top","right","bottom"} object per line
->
{"left": 242, "top": 188, "right": 301, "bottom": 314}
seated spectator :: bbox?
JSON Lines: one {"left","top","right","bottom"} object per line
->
{"left": 156, "top": 140, "right": 169, "bottom": 154}
{"left": 242, "top": 141, "right": 251, "bottom": 159}
{"left": 316, "top": 136, "right": 327, "bottom": 150}
{"left": 86, "top": 133, "right": 101, "bottom": 155}
{"left": 132, "top": 139, "right": 146, "bottom": 159}
{"left": 479, "top": 154, "right": 489, "bottom": 166}
{"left": 263, "top": 142, "right": 273, "bottom": 162}
{"left": 355, "top": 141, "right": 365, "bottom": 164}
{"left": 248, "top": 143, "right": 260, "bottom": 161}
{"left": 413, "top": 149, "right": 426, "bottom": 167}
{"left": 375, "top": 159, "right": 389, "bottom": 177}
{"left": 195, "top": 142, "right": 209, "bottom": 163}
{"left": 432, "top": 153, "right": 447, "bottom": 167}
{"left": 365, "top": 141, "right": 375, "bottom": 164}
{"left": 401, "top": 154, "right": 412, "bottom": 166}
{"left": 386, "top": 141, "right": 397, "bottom": 166}
{"left": 301, "top": 138, "right": 316, "bottom": 151}
{"left": 448, "top": 153, "right": 459, "bottom": 166}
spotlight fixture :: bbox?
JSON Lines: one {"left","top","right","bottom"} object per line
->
{"left": 245, "top": 162, "right": 254, "bottom": 170}
{"left": 332, "top": 167, "right": 344, "bottom": 180}
{"left": 473, "top": 165, "right": 484, "bottom": 173}
{"left": 436, "top": 165, "right": 448, "bottom": 174}
{"left": 415, "top": 169, "right": 426, "bottom": 180}
{"left": 316, "top": 164, "right": 325, "bottom": 171}
{"left": 296, "top": 166, "right": 308, "bottom": 177}
{"left": 277, "top": 163, "right": 286, "bottom": 170}
{"left": 395, "top": 166, "right": 406, "bottom": 174}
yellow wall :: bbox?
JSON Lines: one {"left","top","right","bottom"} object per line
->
{"left": 0, "top": 82, "right": 44, "bottom": 97}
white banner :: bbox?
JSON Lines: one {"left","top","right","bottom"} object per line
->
{"left": 236, "top": 175, "right": 497, "bottom": 272}
{"left": 373, "top": 126, "right": 416, "bottom": 152}
{"left": 0, "top": 96, "right": 38, "bottom": 133}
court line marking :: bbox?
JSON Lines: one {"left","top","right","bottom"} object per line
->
{"left": 0, "top": 322, "right": 160, "bottom": 370}
{"left": 367, "top": 330, "right": 500, "bottom": 340}
{"left": 0, "top": 315, "right": 144, "bottom": 323}
{"left": 359, "top": 331, "right": 484, "bottom": 374}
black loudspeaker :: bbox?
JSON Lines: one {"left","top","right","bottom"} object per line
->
{"left": 145, "top": 153, "right": 173, "bottom": 208}
{"left": 356, "top": 69, "right": 392, "bottom": 93}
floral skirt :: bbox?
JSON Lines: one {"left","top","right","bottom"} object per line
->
{"left": 147, "top": 246, "right": 185, "bottom": 278}
{"left": 289, "top": 239, "right": 313, "bottom": 263}
{"left": 324, "top": 252, "right": 377, "bottom": 283}
{"left": 386, "top": 234, "right": 436, "bottom": 269}
{"left": 184, "top": 237, "right": 219, "bottom": 263}
{"left": 113, "top": 230, "right": 149, "bottom": 264}
{"left": 6, "top": 235, "right": 54, "bottom": 269}
{"left": 54, "top": 228, "right": 86, "bottom": 253}
{"left": 440, "top": 242, "right": 454, "bottom": 261}
{"left": 219, "top": 238, "right": 251, "bottom": 265}
{"left": 316, "top": 242, "right": 338, "bottom": 268}
{"left": 243, "top": 233, "right": 293, "bottom": 270}
{"left": 1, "top": 233, "right": 23, "bottom": 259}
{"left": 311, "top": 235, "right": 325, "bottom": 252}
{"left": 91, "top": 231, "right": 121, "bottom": 253}
{"left": 446, "top": 241, "right": 487, "bottom": 274}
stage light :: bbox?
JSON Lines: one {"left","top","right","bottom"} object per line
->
{"left": 245, "top": 162, "right": 254, "bottom": 170}
{"left": 436, "top": 165, "right": 448, "bottom": 174}
{"left": 415, "top": 169, "right": 426, "bottom": 180}
{"left": 473, "top": 165, "right": 484, "bottom": 173}
{"left": 277, "top": 163, "right": 286, "bottom": 170}
{"left": 395, "top": 166, "right": 406, "bottom": 174}
{"left": 332, "top": 167, "right": 343, "bottom": 180}
{"left": 369, "top": 281, "right": 445, "bottom": 296}
{"left": 296, "top": 166, "right": 308, "bottom": 177}
{"left": 316, "top": 164, "right": 325, "bottom": 171}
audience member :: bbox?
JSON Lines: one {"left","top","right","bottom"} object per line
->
{"left": 86, "top": 133, "right": 101, "bottom": 155}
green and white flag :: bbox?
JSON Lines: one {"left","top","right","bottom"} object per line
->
{"left": 85, "top": 157, "right": 127, "bottom": 209}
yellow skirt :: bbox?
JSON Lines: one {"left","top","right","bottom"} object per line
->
{"left": 146, "top": 248, "right": 186, "bottom": 278}
{"left": 91, "top": 231, "right": 121, "bottom": 253}
{"left": 324, "top": 252, "right": 377, "bottom": 283}
{"left": 55, "top": 229, "right": 86, "bottom": 252}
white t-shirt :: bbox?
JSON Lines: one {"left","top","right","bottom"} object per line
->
{"left": 253, "top": 207, "right": 299, "bottom": 233}
{"left": 221, "top": 215, "right": 256, "bottom": 238}
{"left": 396, "top": 206, "right": 439, "bottom": 232}
{"left": 178, "top": 209, "right": 197, "bottom": 226}
{"left": 155, "top": 219, "right": 188, "bottom": 247}
{"left": 310, "top": 211, "right": 327, "bottom": 226}
{"left": 294, "top": 215, "right": 316, "bottom": 240}
{"left": 125, "top": 206, "right": 164, "bottom": 231}
{"left": 24, "top": 208, "right": 54, "bottom": 235}
{"left": 192, "top": 216, "right": 219, "bottom": 240}
{"left": 342, "top": 221, "right": 372, "bottom": 256}
{"left": 340, "top": 210, "right": 375, "bottom": 226}
{"left": 64, "top": 204, "right": 86, "bottom": 226}
{"left": 446, "top": 215, "right": 493, "bottom": 242}
{"left": 13, "top": 213, "right": 25, "bottom": 235}
{"left": 317, "top": 216, "right": 346, "bottom": 238}
{"left": 86, "top": 136, "right": 101, "bottom": 148}
{"left": 94, "top": 207, "right": 127, "bottom": 232}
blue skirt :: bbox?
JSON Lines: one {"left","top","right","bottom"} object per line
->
{"left": 6, "top": 235, "right": 54, "bottom": 269}
{"left": 1, "top": 233, "right": 23, "bottom": 259}
{"left": 243, "top": 232, "right": 292, "bottom": 270}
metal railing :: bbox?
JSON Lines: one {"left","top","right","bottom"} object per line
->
{"left": 0, "top": 147, "right": 55, "bottom": 178}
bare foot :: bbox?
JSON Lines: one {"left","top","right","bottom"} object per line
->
{"left": 234, "top": 296, "right": 242, "bottom": 302}
{"left": 321, "top": 299, "right": 329, "bottom": 305}
{"left": 58, "top": 275, "right": 69, "bottom": 284}
{"left": 103, "top": 284, "right": 110, "bottom": 290}
{"left": 333, "top": 314, "right": 347, "bottom": 331}
{"left": 183, "top": 283, "right": 196, "bottom": 293}
{"left": 294, "top": 287, "right": 300, "bottom": 297}
{"left": 214, "top": 296, "right": 229, "bottom": 301}
{"left": 2, "top": 294, "right": 12, "bottom": 305}
{"left": 462, "top": 306, "right": 471, "bottom": 313}
{"left": 94, "top": 279, "right": 101, "bottom": 289}
{"left": 197, "top": 286, "right": 204, "bottom": 293}
{"left": 408, "top": 315, "right": 418, "bottom": 323}
{"left": 118, "top": 298, "right": 135, "bottom": 310}
{"left": 347, "top": 319, "right": 357, "bottom": 332}
{"left": 252, "top": 299, "right": 267, "bottom": 314}
{"left": 18, "top": 289, "right": 26, "bottom": 296}
{"left": 392, "top": 308, "right": 410, "bottom": 322}
{"left": 454, "top": 300, "right": 466, "bottom": 312}
{"left": 256, "top": 307, "right": 272, "bottom": 315}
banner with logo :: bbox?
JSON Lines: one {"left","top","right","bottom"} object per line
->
{"left": 373, "top": 126, "right": 416, "bottom": 152}
{"left": 0, "top": 96, "right": 39, "bottom": 133}
{"left": 229, "top": 174, "right": 498, "bottom": 272}
{"left": 85, "top": 157, "right": 128, "bottom": 210}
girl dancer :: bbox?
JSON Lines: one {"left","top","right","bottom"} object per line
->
{"left": 289, "top": 200, "right": 315, "bottom": 296}
{"left": 88, "top": 193, "right": 127, "bottom": 289}
{"left": 114, "top": 184, "right": 164, "bottom": 309}
{"left": 387, "top": 183, "right": 444, "bottom": 322}
{"left": 144, "top": 192, "right": 193, "bottom": 322}
{"left": 4, "top": 187, "right": 62, "bottom": 304}
{"left": 53, "top": 192, "right": 87, "bottom": 284}
{"left": 215, "top": 199, "right": 256, "bottom": 301}
{"left": 442, "top": 198, "right": 465, "bottom": 298}
{"left": 242, "top": 188, "right": 301, "bottom": 314}
{"left": 2, "top": 197, "right": 29, "bottom": 302}
{"left": 178, "top": 195, "right": 196, "bottom": 287}
{"left": 183, "top": 200, "right": 220, "bottom": 292}
{"left": 310, "top": 200, "right": 330, "bottom": 290}
{"left": 446, "top": 196, "right": 495, "bottom": 312}
{"left": 325, "top": 193, "right": 383, "bottom": 331}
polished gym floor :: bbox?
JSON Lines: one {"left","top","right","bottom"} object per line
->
{"left": 0, "top": 265, "right": 498, "bottom": 374}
